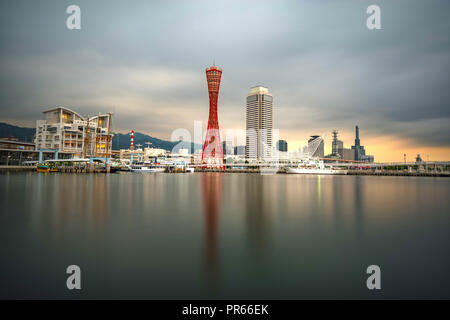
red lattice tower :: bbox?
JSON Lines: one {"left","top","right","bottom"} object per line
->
{"left": 202, "top": 66, "right": 224, "bottom": 168}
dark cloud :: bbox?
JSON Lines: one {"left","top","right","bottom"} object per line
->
{"left": 0, "top": 0, "right": 449, "bottom": 148}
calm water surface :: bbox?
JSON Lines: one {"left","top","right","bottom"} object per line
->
{"left": 1, "top": 172, "right": 449, "bottom": 299}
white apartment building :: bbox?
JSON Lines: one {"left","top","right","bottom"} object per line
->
{"left": 35, "top": 107, "right": 113, "bottom": 158}
{"left": 245, "top": 86, "right": 273, "bottom": 160}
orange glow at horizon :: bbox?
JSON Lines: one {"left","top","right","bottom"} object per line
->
{"left": 286, "top": 134, "right": 450, "bottom": 163}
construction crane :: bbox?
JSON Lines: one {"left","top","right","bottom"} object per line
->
{"left": 94, "top": 113, "right": 100, "bottom": 157}
{"left": 83, "top": 116, "right": 90, "bottom": 159}
{"left": 105, "top": 112, "right": 113, "bottom": 158}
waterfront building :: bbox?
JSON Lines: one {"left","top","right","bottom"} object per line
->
{"left": 144, "top": 147, "right": 167, "bottom": 158}
{"left": 35, "top": 107, "right": 113, "bottom": 158}
{"left": 343, "top": 148, "right": 355, "bottom": 161}
{"left": 0, "top": 137, "right": 35, "bottom": 151}
{"left": 308, "top": 135, "right": 324, "bottom": 158}
{"left": 351, "top": 125, "right": 364, "bottom": 161}
{"left": 234, "top": 145, "right": 245, "bottom": 156}
{"left": 120, "top": 147, "right": 168, "bottom": 163}
{"left": 0, "top": 149, "right": 73, "bottom": 166}
{"left": 331, "top": 130, "right": 344, "bottom": 157}
{"left": 351, "top": 125, "right": 374, "bottom": 162}
{"left": 324, "top": 153, "right": 340, "bottom": 160}
{"left": 245, "top": 86, "right": 273, "bottom": 160}
{"left": 178, "top": 148, "right": 189, "bottom": 156}
{"left": 222, "top": 141, "right": 233, "bottom": 156}
{"left": 277, "top": 140, "right": 288, "bottom": 152}
{"left": 120, "top": 148, "right": 144, "bottom": 163}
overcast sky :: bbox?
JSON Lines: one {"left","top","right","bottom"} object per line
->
{"left": 0, "top": 0, "right": 449, "bottom": 161}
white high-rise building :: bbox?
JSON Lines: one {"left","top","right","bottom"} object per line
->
{"left": 245, "top": 86, "right": 273, "bottom": 160}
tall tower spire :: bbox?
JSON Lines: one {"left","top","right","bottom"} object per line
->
{"left": 202, "top": 65, "right": 224, "bottom": 168}
{"left": 355, "top": 125, "right": 360, "bottom": 147}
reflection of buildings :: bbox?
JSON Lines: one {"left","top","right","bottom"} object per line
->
{"left": 201, "top": 173, "right": 222, "bottom": 286}
{"left": 30, "top": 174, "right": 110, "bottom": 242}
{"left": 245, "top": 176, "right": 271, "bottom": 257}
{"left": 245, "top": 86, "right": 273, "bottom": 160}
{"left": 35, "top": 107, "right": 113, "bottom": 158}
{"left": 353, "top": 176, "right": 365, "bottom": 239}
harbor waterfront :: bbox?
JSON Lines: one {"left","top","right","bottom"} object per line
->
{"left": 1, "top": 164, "right": 449, "bottom": 177}
{"left": 1, "top": 171, "right": 449, "bottom": 299}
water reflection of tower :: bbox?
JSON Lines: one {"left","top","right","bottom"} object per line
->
{"left": 354, "top": 176, "right": 365, "bottom": 239}
{"left": 332, "top": 176, "right": 344, "bottom": 231}
{"left": 201, "top": 173, "right": 223, "bottom": 287}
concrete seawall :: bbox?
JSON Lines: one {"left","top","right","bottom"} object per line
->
{"left": 0, "top": 166, "right": 448, "bottom": 177}
{"left": 346, "top": 170, "right": 449, "bottom": 177}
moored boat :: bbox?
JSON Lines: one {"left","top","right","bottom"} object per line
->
{"left": 287, "top": 159, "right": 347, "bottom": 175}
{"left": 36, "top": 164, "right": 50, "bottom": 173}
{"left": 127, "top": 164, "right": 165, "bottom": 173}
{"left": 287, "top": 167, "right": 347, "bottom": 175}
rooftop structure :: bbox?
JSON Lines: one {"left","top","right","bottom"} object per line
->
{"left": 308, "top": 135, "right": 324, "bottom": 158}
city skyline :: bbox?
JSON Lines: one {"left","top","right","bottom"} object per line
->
{"left": 0, "top": 0, "right": 449, "bottom": 162}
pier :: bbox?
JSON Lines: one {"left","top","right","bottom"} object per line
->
{"left": 1, "top": 161, "right": 449, "bottom": 177}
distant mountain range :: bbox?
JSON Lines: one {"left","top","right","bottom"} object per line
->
{"left": 0, "top": 122, "right": 36, "bottom": 143}
{"left": 0, "top": 122, "right": 201, "bottom": 152}
{"left": 112, "top": 131, "right": 202, "bottom": 152}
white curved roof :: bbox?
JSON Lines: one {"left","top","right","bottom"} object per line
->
{"left": 43, "top": 106, "right": 85, "bottom": 120}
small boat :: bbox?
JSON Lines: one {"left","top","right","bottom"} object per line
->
{"left": 185, "top": 167, "right": 195, "bottom": 173}
{"left": 109, "top": 166, "right": 121, "bottom": 173}
{"left": 36, "top": 164, "right": 50, "bottom": 173}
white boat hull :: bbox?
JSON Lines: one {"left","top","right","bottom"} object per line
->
{"left": 129, "top": 167, "right": 165, "bottom": 173}
{"left": 287, "top": 167, "right": 347, "bottom": 175}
